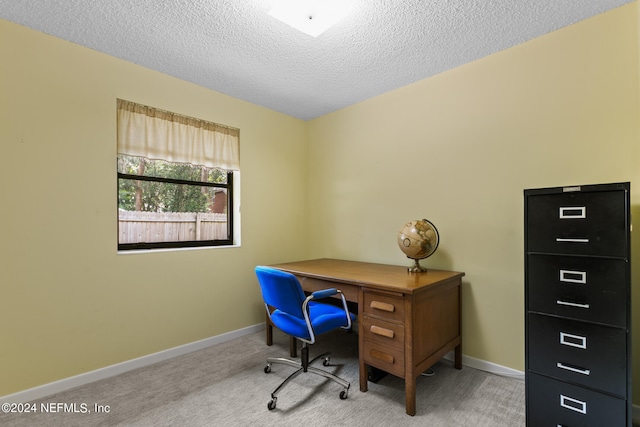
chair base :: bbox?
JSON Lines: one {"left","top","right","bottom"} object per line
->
{"left": 264, "top": 347, "right": 350, "bottom": 410}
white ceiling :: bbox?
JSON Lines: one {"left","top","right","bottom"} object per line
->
{"left": 0, "top": 0, "right": 633, "bottom": 120}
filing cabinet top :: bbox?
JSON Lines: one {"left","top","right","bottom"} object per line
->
{"left": 524, "top": 182, "right": 629, "bottom": 196}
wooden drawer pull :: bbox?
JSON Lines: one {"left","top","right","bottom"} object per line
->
{"left": 370, "top": 325, "right": 395, "bottom": 339}
{"left": 370, "top": 349, "right": 394, "bottom": 364}
{"left": 370, "top": 300, "right": 395, "bottom": 312}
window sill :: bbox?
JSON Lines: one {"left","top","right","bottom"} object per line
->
{"left": 117, "top": 244, "right": 241, "bottom": 255}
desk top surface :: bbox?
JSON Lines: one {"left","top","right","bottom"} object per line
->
{"left": 269, "top": 258, "right": 465, "bottom": 294}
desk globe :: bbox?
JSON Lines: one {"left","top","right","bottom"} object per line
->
{"left": 397, "top": 219, "right": 439, "bottom": 273}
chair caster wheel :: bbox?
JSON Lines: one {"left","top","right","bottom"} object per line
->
{"left": 267, "top": 398, "right": 277, "bottom": 410}
{"left": 339, "top": 390, "right": 348, "bottom": 400}
{"left": 323, "top": 357, "right": 330, "bottom": 366}
{"left": 264, "top": 364, "right": 271, "bottom": 374}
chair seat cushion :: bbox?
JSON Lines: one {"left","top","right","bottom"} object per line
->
{"left": 270, "top": 301, "right": 355, "bottom": 341}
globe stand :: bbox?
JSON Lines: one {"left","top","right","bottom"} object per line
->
{"left": 407, "top": 258, "right": 427, "bottom": 273}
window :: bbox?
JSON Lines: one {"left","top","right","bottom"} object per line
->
{"left": 117, "top": 99, "right": 239, "bottom": 250}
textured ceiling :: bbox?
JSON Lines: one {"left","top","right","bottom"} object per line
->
{"left": 0, "top": 0, "right": 633, "bottom": 120}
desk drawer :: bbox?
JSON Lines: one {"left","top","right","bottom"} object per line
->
{"left": 363, "top": 291, "right": 405, "bottom": 323}
{"left": 298, "top": 276, "right": 358, "bottom": 303}
{"left": 363, "top": 339, "right": 405, "bottom": 378}
{"left": 527, "top": 372, "right": 626, "bottom": 426}
{"left": 362, "top": 316, "right": 404, "bottom": 348}
{"left": 528, "top": 314, "right": 627, "bottom": 397}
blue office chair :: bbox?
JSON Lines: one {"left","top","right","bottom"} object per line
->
{"left": 255, "top": 266, "right": 356, "bottom": 410}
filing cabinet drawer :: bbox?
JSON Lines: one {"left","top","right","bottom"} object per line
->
{"left": 527, "top": 254, "right": 627, "bottom": 327}
{"left": 362, "top": 316, "right": 404, "bottom": 349}
{"left": 363, "top": 291, "right": 405, "bottom": 323}
{"left": 363, "top": 338, "right": 405, "bottom": 378}
{"left": 526, "top": 190, "right": 627, "bottom": 257}
{"left": 528, "top": 314, "right": 627, "bottom": 396}
{"left": 527, "top": 372, "right": 626, "bottom": 426}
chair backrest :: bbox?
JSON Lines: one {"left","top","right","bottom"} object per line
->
{"left": 255, "top": 266, "right": 307, "bottom": 319}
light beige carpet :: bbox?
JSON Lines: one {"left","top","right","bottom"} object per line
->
{"left": 0, "top": 329, "right": 527, "bottom": 426}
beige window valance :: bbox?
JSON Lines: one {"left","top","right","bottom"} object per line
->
{"left": 117, "top": 99, "right": 240, "bottom": 171}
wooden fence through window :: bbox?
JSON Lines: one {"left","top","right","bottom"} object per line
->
{"left": 118, "top": 211, "right": 228, "bottom": 243}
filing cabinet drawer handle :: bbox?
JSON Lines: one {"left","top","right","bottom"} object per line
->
{"left": 370, "top": 301, "right": 395, "bottom": 313}
{"left": 559, "top": 269, "right": 587, "bottom": 284}
{"left": 557, "top": 362, "right": 590, "bottom": 376}
{"left": 370, "top": 349, "right": 394, "bottom": 364}
{"left": 560, "top": 394, "right": 587, "bottom": 414}
{"left": 559, "top": 332, "right": 587, "bottom": 349}
{"left": 370, "top": 325, "right": 395, "bottom": 339}
{"left": 559, "top": 206, "right": 586, "bottom": 219}
{"left": 556, "top": 300, "right": 590, "bottom": 309}
{"left": 556, "top": 238, "right": 589, "bottom": 243}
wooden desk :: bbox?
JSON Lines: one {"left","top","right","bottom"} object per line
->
{"left": 266, "top": 258, "right": 465, "bottom": 416}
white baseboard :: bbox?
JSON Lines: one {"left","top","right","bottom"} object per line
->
{"left": 0, "top": 323, "right": 264, "bottom": 404}
{"left": 443, "top": 351, "right": 525, "bottom": 381}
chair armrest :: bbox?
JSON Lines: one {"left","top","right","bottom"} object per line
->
{"left": 310, "top": 288, "right": 338, "bottom": 300}
{"left": 301, "top": 288, "right": 352, "bottom": 344}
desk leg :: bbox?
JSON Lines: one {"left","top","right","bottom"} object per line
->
{"left": 405, "top": 375, "right": 417, "bottom": 416}
{"left": 266, "top": 313, "right": 297, "bottom": 357}
{"left": 454, "top": 342, "right": 462, "bottom": 369}
{"left": 359, "top": 361, "right": 368, "bottom": 392}
{"left": 265, "top": 313, "right": 273, "bottom": 346}
{"left": 289, "top": 337, "right": 297, "bottom": 358}
{"left": 358, "top": 318, "right": 368, "bottom": 392}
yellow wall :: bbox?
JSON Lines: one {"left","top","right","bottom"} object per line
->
{"left": 2, "top": 2, "right": 639, "bottom": 408}
{"left": 308, "top": 2, "right": 640, "bottom": 403}
{"left": 0, "top": 19, "right": 309, "bottom": 395}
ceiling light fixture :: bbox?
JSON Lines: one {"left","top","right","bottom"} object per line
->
{"left": 268, "top": 0, "right": 355, "bottom": 37}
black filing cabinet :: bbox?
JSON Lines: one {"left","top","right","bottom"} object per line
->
{"left": 524, "top": 182, "right": 631, "bottom": 426}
